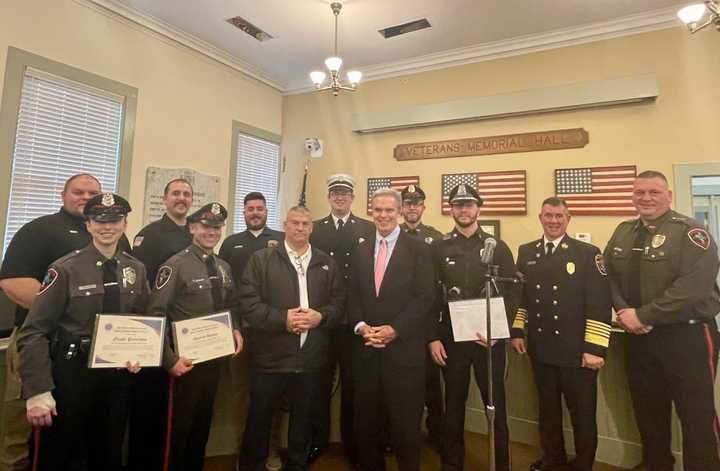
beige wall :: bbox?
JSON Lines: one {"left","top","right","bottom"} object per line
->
{"left": 282, "top": 27, "right": 719, "bottom": 468}
{"left": 0, "top": 0, "right": 283, "bottom": 238}
{"left": 282, "top": 26, "right": 719, "bottom": 254}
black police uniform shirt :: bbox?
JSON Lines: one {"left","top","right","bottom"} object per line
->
{"left": 218, "top": 226, "right": 284, "bottom": 288}
{"left": 400, "top": 222, "right": 443, "bottom": 245}
{"left": 15, "top": 244, "right": 148, "bottom": 399}
{"left": 431, "top": 228, "right": 520, "bottom": 343}
{"left": 511, "top": 235, "right": 612, "bottom": 367}
{"left": 0, "top": 207, "right": 132, "bottom": 327}
{"left": 310, "top": 213, "right": 374, "bottom": 284}
{"left": 132, "top": 213, "right": 192, "bottom": 285}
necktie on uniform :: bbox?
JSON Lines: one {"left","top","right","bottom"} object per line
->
{"left": 628, "top": 226, "right": 647, "bottom": 308}
{"left": 375, "top": 238, "right": 388, "bottom": 296}
{"left": 337, "top": 219, "right": 344, "bottom": 231}
{"left": 102, "top": 258, "right": 120, "bottom": 312}
{"left": 205, "top": 256, "right": 224, "bottom": 312}
{"left": 545, "top": 242, "right": 555, "bottom": 257}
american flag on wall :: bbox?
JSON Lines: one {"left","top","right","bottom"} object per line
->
{"left": 366, "top": 176, "right": 420, "bottom": 215}
{"left": 555, "top": 165, "right": 637, "bottom": 216}
{"left": 441, "top": 170, "right": 527, "bottom": 215}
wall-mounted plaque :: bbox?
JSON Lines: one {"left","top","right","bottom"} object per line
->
{"left": 394, "top": 128, "right": 588, "bottom": 161}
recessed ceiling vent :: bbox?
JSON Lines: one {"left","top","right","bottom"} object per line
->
{"left": 378, "top": 18, "right": 431, "bottom": 39}
{"left": 226, "top": 16, "right": 273, "bottom": 42}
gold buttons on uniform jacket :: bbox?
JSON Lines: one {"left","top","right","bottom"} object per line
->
{"left": 553, "top": 285, "right": 558, "bottom": 291}
{"left": 553, "top": 300, "right": 558, "bottom": 305}
{"left": 554, "top": 330, "right": 560, "bottom": 335}
{"left": 330, "top": 252, "right": 334, "bottom": 256}
{"left": 536, "top": 284, "right": 541, "bottom": 289}
{"left": 553, "top": 315, "right": 558, "bottom": 320}
{"left": 538, "top": 328, "right": 542, "bottom": 332}
{"left": 535, "top": 299, "right": 540, "bottom": 303}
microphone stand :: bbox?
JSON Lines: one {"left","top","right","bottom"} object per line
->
{"left": 484, "top": 263, "right": 520, "bottom": 471}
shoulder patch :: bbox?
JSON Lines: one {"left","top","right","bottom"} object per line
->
{"left": 594, "top": 254, "right": 607, "bottom": 276}
{"left": 688, "top": 228, "right": 711, "bottom": 250}
{"left": 267, "top": 240, "right": 279, "bottom": 248}
{"left": 133, "top": 236, "right": 144, "bottom": 247}
{"left": 155, "top": 265, "right": 173, "bottom": 290}
{"left": 38, "top": 268, "right": 59, "bottom": 295}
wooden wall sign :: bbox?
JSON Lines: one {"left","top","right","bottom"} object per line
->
{"left": 394, "top": 128, "right": 588, "bottom": 161}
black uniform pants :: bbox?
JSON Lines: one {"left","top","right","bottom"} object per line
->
{"left": 441, "top": 341, "right": 509, "bottom": 471}
{"left": 530, "top": 359, "right": 598, "bottom": 471}
{"left": 311, "top": 327, "right": 357, "bottom": 462}
{"left": 354, "top": 356, "right": 425, "bottom": 471}
{"left": 128, "top": 367, "right": 169, "bottom": 471}
{"left": 240, "top": 371, "right": 319, "bottom": 471}
{"left": 37, "top": 355, "right": 131, "bottom": 471}
{"left": 168, "top": 360, "right": 221, "bottom": 471}
{"left": 425, "top": 350, "right": 445, "bottom": 444}
{"left": 624, "top": 321, "right": 720, "bottom": 471}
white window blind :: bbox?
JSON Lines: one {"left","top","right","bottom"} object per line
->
{"left": 3, "top": 68, "right": 124, "bottom": 252}
{"left": 233, "top": 133, "right": 280, "bottom": 233}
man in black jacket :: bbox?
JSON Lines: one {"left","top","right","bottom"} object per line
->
{"left": 239, "top": 206, "right": 345, "bottom": 471}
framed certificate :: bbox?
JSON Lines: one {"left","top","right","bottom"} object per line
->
{"left": 89, "top": 314, "right": 166, "bottom": 368}
{"left": 172, "top": 311, "right": 235, "bottom": 364}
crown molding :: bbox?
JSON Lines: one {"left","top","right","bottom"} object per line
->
{"left": 80, "top": 0, "right": 285, "bottom": 91}
{"left": 283, "top": 6, "right": 680, "bottom": 95}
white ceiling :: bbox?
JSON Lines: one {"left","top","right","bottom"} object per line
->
{"left": 97, "top": 0, "right": 688, "bottom": 92}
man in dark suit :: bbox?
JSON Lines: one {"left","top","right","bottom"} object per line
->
{"left": 511, "top": 197, "right": 612, "bottom": 471}
{"left": 349, "top": 187, "right": 435, "bottom": 471}
{"left": 309, "top": 174, "right": 374, "bottom": 466}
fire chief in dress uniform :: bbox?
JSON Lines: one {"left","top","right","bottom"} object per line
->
{"left": 146, "top": 202, "right": 243, "bottom": 471}
{"left": 308, "top": 174, "right": 374, "bottom": 466}
{"left": 604, "top": 170, "right": 720, "bottom": 471}
{"left": 399, "top": 184, "right": 444, "bottom": 449}
{"left": 511, "top": 197, "right": 611, "bottom": 471}
{"left": 16, "top": 193, "right": 148, "bottom": 471}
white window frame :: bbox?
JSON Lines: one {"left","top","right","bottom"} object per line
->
{"left": 0, "top": 47, "right": 137, "bottom": 256}
{"left": 228, "top": 121, "right": 281, "bottom": 233}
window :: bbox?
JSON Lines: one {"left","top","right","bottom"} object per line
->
{"left": 0, "top": 48, "right": 137, "bottom": 255}
{"left": 230, "top": 122, "right": 281, "bottom": 233}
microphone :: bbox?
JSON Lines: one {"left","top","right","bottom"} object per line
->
{"left": 481, "top": 237, "right": 497, "bottom": 265}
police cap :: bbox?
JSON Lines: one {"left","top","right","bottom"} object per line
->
{"left": 84, "top": 193, "right": 131, "bottom": 222}
{"left": 401, "top": 184, "right": 426, "bottom": 204}
{"left": 448, "top": 184, "right": 482, "bottom": 205}
{"left": 188, "top": 202, "right": 227, "bottom": 227}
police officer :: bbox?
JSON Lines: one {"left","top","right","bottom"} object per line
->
{"left": 0, "top": 173, "right": 130, "bottom": 470}
{"left": 16, "top": 193, "right": 148, "bottom": 471}
{"left": 511, "top": 197, "right": 611, "bottom": 471}
{"left": 428, "top": 184, "right": 519, "bottom": 471}
{"left": 604, "top": 170, "right": 720, "bottom": 471}
{"left": 218, "top": 191, "right": 283, "bottom": 470}
{"left": 399, "top": 184, "right": 444, "bottom": 449}
{"left": 308, "top": 174, "right": 374, "bottom": 465}
{"left": 128, "top": 178, "right": 193, "bottom": 471}
{"left": 147, "top": 202, "right": 243, "bottom": 471}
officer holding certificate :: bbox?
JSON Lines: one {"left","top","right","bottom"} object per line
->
{"left": 146, "top": 202, "right": 243, "bottom": 471}
{"left": 16, "top": 193, "right": 148, "bottom": 471}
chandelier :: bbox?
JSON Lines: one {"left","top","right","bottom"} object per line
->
{"left": 677, "top": 1, "right": 720, "bottom": 33}
{"left": 309, "top": 2, "right": 362, "bottom": 96}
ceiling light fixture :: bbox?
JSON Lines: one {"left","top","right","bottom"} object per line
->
{"left": 309, "top": 2, "right": 361, "bottom": 96}
{"left": 677, "top": 1, "right": 720, "bottom": 33}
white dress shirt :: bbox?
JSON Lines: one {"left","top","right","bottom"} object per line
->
{"left": 543, "top": 234, "right": 565, "bottom": 255}
{"left": 286, "top": 241, "right": 312, "bottom": 347}
{"left": 331, "top": 213, "right": 350, "bottom": 230}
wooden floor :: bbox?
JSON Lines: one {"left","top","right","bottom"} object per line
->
{"left": 203, "top": 432, "right": 626, "bottom": 470}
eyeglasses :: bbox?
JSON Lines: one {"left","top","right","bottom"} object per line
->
{"left": 330, "top": 190, "right": 352, "bottom": 197}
